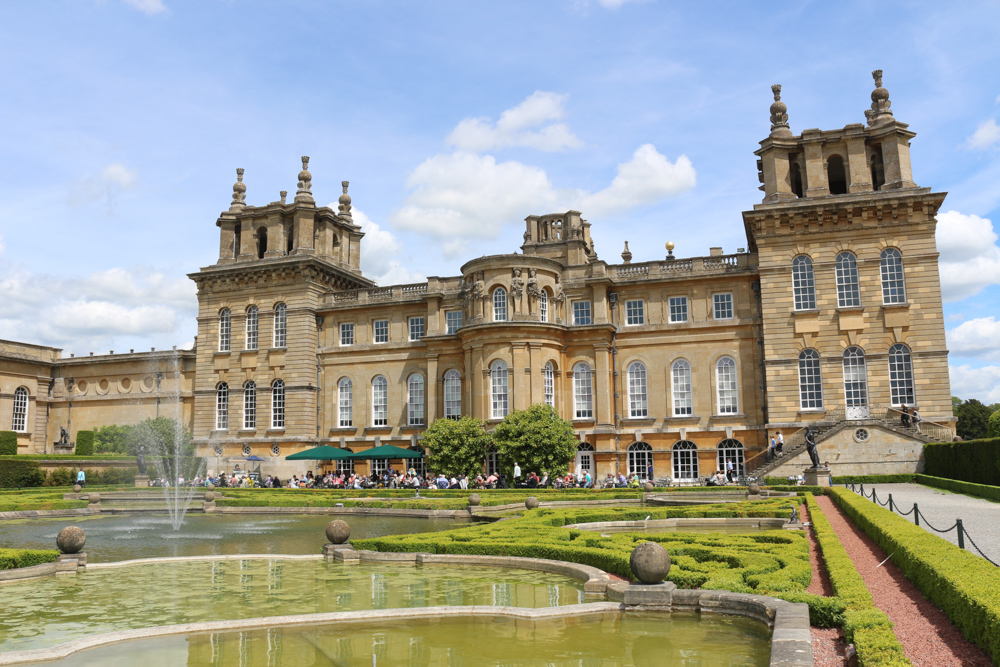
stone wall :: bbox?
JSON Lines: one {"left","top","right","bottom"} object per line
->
{"left": 768, "top": 424, "right": 925, "bottom": 478}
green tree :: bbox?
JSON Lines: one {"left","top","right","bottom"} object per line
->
{"left": 423, "top": 416, "right": 493, "bottom": 478}
{"left": 94, "top": 424, "right": 130, "bottom": 454}
{"left": 988, "top": 409, "right": 1000, "bottom": 439}
{"left": 952, "top": 396, "right": 963, "bottom": 415}
{"left": 492, "top": 404, "right": 578, "bottom": 481}
{"left": 956, "top": 399, "right": 993, "bottom": 441}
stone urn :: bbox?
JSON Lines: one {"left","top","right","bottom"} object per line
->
{"left": 629, "top": 542, "right": 671, "bottom": 584}
{"left": 56, "top": 526, "right": 86, "bottom": 554}
{"left": 524, "top": 497, "right": 539, "bottom": 510}
{"left": 326, "top": 519, "right": 351, "bottom": 544}
{"left": 73, "top": 484, "right": 82, "bottom": 493}
{"left": 87, "top": 493, "right": 100, "bottom": 504}
{"left": 643, "top": 482, "right": 655, "bottom": 492}
{"left": 468, "top": 493, "right": 481, "bottom": 506}
{"left": 748, "top": 482, "right": 760, "bottom": 496}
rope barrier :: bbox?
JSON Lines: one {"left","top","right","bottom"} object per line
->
{"left": 962, "top": 527, "right": 1000, "bottom": 567}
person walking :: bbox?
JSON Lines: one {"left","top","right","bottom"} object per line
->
{"left": 912, "top": 408, "right": 922, "bottom": 433}
{"left": 513, "top": 462, "right": 522, "bottom": 487}
{"left": 725, "top": 459, "right": 734, "bottom": 482}
{"left": 900, "top": 405, "right": 911, "bottom": 428}
{"left": 776, "top": 431, "right": 784, "bottom": 455}
{"left": 76, "top": 469, "right": 86, "bottom": 488}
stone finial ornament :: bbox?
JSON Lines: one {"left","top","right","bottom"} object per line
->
{"left": 769, "top": 84, "right": 791, "bottom": 136}
{"left": 338, "top": 181, "right": 353, "bottom": 218}
{"left": 665, "top": 241, "right": 675, "bottom": 260}
{"left": 280, "top": 190, "right": 287, "bottom": 204}
{"left": 326, "top": 519, "right": 351, "bottom": 544}
{"left": 56, "top": 526, "right": 86, "bottom": 554}
{"left": 865, "top": 69, "right": 893, "bottom": 126}
{"left": 295, "top": 156, "right": 314, "bottom": 204}
{"left": 629, "top": 542, "right": 671, "bottom": 584}
{"left": 621, "top": 240, "right": 633, "bottom": 264}
{"left": 230, "top": 168, "right": 247, "bottom": 212}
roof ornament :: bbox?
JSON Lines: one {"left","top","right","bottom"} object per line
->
{"left": 229, "top": 168, "right": 246, "bottom": 212}
{"left": 338, "top": 181, "right": 353, "bottom": 219}
{"left": 665, "top": 241, "right": 675, "bottom": 260}
{"left": 865, "top": 69, "right": 894, "bottom": 126}
{"left": 621, "top": 240, "right": 632, "bottom": 264}
{"left": 279, "top": 190, "right": 287, "bottom": 205}
{"left": 295, "top": 156, "right": 314, "bottom": 204}
{"left": 769, "top": 84, "right": 791, "bottom": 136}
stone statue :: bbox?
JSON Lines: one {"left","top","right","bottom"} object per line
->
{"left": 523, "top": 229, "right": 531, "bottom": 243}
{"left": 510, "top": 268, "right": 524, "bottom": 299}
{"left": 789, "top": 504, "right": 799, "bottom": 524}
{"left": 525, "top": 268, "right": 540, "bottom": 299}
{"left": 805, "top": 427, "right": 821, "bottom": 468}
{"left": 58, "top": 427, "right": 70, "bottom": 446}
{"left": 472, "top": 272, "right": 486, "bottom": 318}
{"left": 136, "top": 445, "right": 147, "bottom": 475}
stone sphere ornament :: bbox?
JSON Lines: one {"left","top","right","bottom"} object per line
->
{"left": 748, "top": 483, "right": 760, "bottom": 495}
{"left": 73, "top": 485, "right": 82, "bottom": 493}
{"left": 525, "top": 497, "right": 540, "bottom": 510}
{"left": 87, "top": 493, "right": 100, "bottom": 504}
{"left": 204, "top": 491, "right": 215, "bottom": 502}
{"left": 643, "top": 482, "right": 655, "bottom": 492}
{"left": 468, "top": 493, "right": 481, "bottom": 506}
{"left": 56, "top": 526, "right": 87, "bottom": 554}
{"left": 629, "top": 541, "right": 671, "bottom": 584}
{"left": 326, "top": 519, "right": 351, "bottom": 544}
{"left": 207, "top": 484, "right": 216, "bottom": 492}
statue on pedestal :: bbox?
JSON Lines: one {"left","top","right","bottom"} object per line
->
{"left": 136, "top": 445, "right": 147, "bottom": 475}
{"left": 805, "top": 427, "right": 821, "bottom": 468}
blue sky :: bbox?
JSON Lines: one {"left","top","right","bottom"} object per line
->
{"left": 1, "top": 0, "right": 999, "bottom": 402}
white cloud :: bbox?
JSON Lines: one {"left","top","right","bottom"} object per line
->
{"left": 965, "top": 118, "right": 1000, "bottom": 149}
{"left": 936, "top": 210, "right": 1000, "bottom": 301}
{"left": 348, "top": 208, "right": 425, "bottom": 286}
{"left": 947, "top": 317, "right": 1000, "bottom": 362}
{"left": 68, "top": 162, "right": 139, "bottom": 213}
{"left": 582, "top": 144, "right": 696, "bottom": 216}
{"left": 447, "top": 92, "right": 583, "bottom": 153}
{"left": 950, "top": 364, "right": 1000, "bottom": 404}
{"left": 122, "top": 0, "right": 166, "bottom": 14}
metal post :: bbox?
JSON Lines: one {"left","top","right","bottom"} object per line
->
{"left": 872, "top": 489, "right": 877, "bottom": 504}
{"left": 888, "top": 494, "right": 893, "bottom": 513}
{"left": 957, "top": 519, "right": 965, "bottom": 550}
{"left": 914, "top": 503, "right": 919, "bottom": 526}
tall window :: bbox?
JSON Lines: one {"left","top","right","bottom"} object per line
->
{"left": 843, "top": 347, "right": 868, "bottom": 407}
{"left": 625, "top": 300, "right": 645, "bottom": 325}
{"left": 409, "top": 446, "right": 426, "bottom": 478}
{"left": 372, "top": 376, "right": 388, "bottom": 426}
{"left": 835, "top": 253, "right": 861, "bottom": 307}
{"left": 573, "top": 362, "right": 593, "bottom": 419}
{"left": 717, "top": 440, "right": 745, "bottom": 477}
{"left": 539, "top": 290, "right": 548, "bottom": 322}
{"left": 716, "top": 356, "right": 738, "bottom": 414}
{"left": 11, "top": 387, "right": 28, "bottom": 432}
{"left": 792, "top": 256, "right": 816, "bottom": 310}
{"left": 218, "top": 308, "right": 231, "bottom": 352}
{"left": 273, "top": 303, "right": 287, "bottom": 347}
{"left": 880, "top": 248, "right": 906, "bottom": 304}
{"left": 409, "top": 317, "right": 425, "bottom": 341}
{"left": 671, "top": 360, "right": 693, "bottom": 416}
{"left": 672, "top": 440, "right": 699, "bottom": 480}
{"left": 373, "top": 319, "right": 389, "bottom": 343}
{"left": 628, "top": 442, "right": 653, "bottom": 480}
{"left": 668, "top": 296, "right": 688, "bottom": 323}
{"left": 576, "top": 442, "right": 594, "bottom": 476}
{"left": 493, "top": 287, "right": 508, "bottom": 321}
{"left": 543, "top": 361, "right": 555, "bottom": 407}
{"left": 485, "top": 449, "right": 499, "bottom": 476}
{"left": 446, "top": 311, "right": 463, "bottom": 334}
{"left": 627, "top": 362, "right": 648, "bottom": 418}
{"left": 407, "top": 374, "right": 425, "bottom": 426}
{"left": 245, "top": 306, "right": 259, "bottom": 350}
{"left": 444, "top": 370, "right": 462, "bottom": 419}
{"left": 490, "top": 360, "right": 509, "bottom": 419}
{"left": 340, "top": 322, "right": 354, "bottom": 346}
{"left": 216, "top": 383, "right": 229, "bottom": 430}
{"left": 338, "top": 378, "right": 353, "bottom": 427}
{"left": 888, "top": 344, "right": 915, "bottom": 406}
{"left": 798, "top": 349, "right": 824, "bottom": 409}
{"left": 713, "top": 293, "right": 734, "bottom": 320}
{"left": 573, "top": 301, "right": 592, "bottom": 325}
{"left": 243, "top": 381, "right": 256, "bottom": 429}
{"left": 270, "top": 379, "right": 285, "bottom": 429}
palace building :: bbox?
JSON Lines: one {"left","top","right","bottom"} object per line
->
{"left": 0, "top": 72, "right": 955, "bottom": 480}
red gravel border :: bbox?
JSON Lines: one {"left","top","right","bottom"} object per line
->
{"left": 800, "top": 502, "right": 848, "bottom": 666}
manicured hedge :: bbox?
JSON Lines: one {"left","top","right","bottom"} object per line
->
{"left": 923, "top": 438, "right": 1000, "bottom": 486}
{"left": 916, "top": 474, "right": 1000, "bottom": 502}
{"left": 830, "top": 487, "right": 1000, "bottom": 665}
{"left": 0, "top": 458, "right": 45, "bottom": 488}
{"left": 805, "top": 493, "right": 909, "bottom": 666}
{"left": 833, "top": 474, "right": 917, "bottom": 485}
{"left": 0, "top": 548, "right": 60, "bottom": 570}
{"left": 0, "top": 431, "right": 17, "bottom": 456}
{"left": 74, "top": 431, "right": 94, "bottom": 456}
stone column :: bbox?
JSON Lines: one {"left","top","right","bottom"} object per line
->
{"left": 846, "top": 132, "right": 873, "bottom": 193}
{"left": 880, "top": 133, "right": 916, "bottom": 190}
{"left": 512, "top": 343, "right": 529, "bottom": 411}
{"left": 426, "top": 355, "right": 439, "bottom": 422}
{"left": 293, "top": 210, "right": 315, "bottom": 255}
{"left": 528, "top": 343, "right": 543, "bottom": 406}
{"left": 802, "top": 135, "right": 828, "bottom": 197}
{"left": 471, "top": 346, "right": 485, "bottom": 420}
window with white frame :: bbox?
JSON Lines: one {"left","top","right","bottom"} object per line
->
{"left": 573, "top": 301, "right": 592, "bottom": 325}
{"left": 842, "top": 347, "right": 868, "bottom": 407}
{"left": 485, "top": 450, "right": 499, "bottom": 476}
{"left": 798, "top": 349, "right": 824, "bottom": 409}
{"left": 337, "top": 459, "right": 354, "bottom": 476}
{"left": 371, "top": 458, "right": 388, "bottom": 476}
{"left": 625, "top": 299, "right": 645, "bottom": 325}
{"left": 493, "top": 287, "right": 508, "bottom": 321}
{"left": 490, "top": 360, "right": 509, "bottom": 419}
{"left": 543, "top": 361, "right": 555, "bottom": 407}
{"left": 539, "top": 290, "right": 548, "bottom": 322}
{"left": 672, "top": 440, "right": 699, "bottom": 480}
{"left": 407, "top": 374, "right": 425, "bottom": 426}
{"left": 273, "top": 303, "right": 287, "bottom": 348}
{"left": 340, "top": 322, "right": 354, "bottom": 346}
{"left": 888, "top": 344, "right": 915, "bottom": 406}
{"left": 270, "top": 379, "right": 285, "bottom": 429}
{"left": 243, "top": 380, "right": 256, "bottom": 429}
{"left": 880, "top": 248, "right": 906, "bottom": 304}
{"left": 372, "top": 376, "right": 388, "bottom": 426}
{"left": 671, "top": 359, "right": 693, "bottom": 416}
{"left": 445, "top": 311, "right": 463, "bottom": 334}
{"left": 792, "top": 256, "right": 817, "bottom": 310}
{"left": 409, "top": 447, "right": 426, "bottom": 478}
{"left": 11, "top": 387, "right": 28, "bottom": 432}
{"left": 628, "top": 442, "right": 653, "bottom": 480}
{"left": 573, "top": 362, "right": 593, "bottom": 419}
{"left": 668, "top": 296, "right": 688, "bottom": 323}
{"left": 627, "top": 361, "right": 648, "bottom": 418}
{"left": 713, "top": 293, "right": 733, "bottom": 320}
{"left": 373, "top": 320, "right": 389, "bottom": 344}
{"left": 216, "top": 383, "right": 229, "bottom": 430}
{"left": 444, "top": 370, "right": 461, "bottom": 419}
{"left": 835, "top": 252, "right": 861, "bottom": 307}
{"left": 717, "top": 439, "right": 745, "bottom": 477}
{"left": 715, "top": 356, "right": 738, "bottom": 414}
{"left": 338, "top": 378, "right": 353, "bottom": 427}
{"left": 218, "top": 309, "right": 231, "bottom": 352}
{"left": 408, "top": 317, "right": 425, "bottom": 341}
{"left": 245, "top": 306, "right": 259, "bottom": 350}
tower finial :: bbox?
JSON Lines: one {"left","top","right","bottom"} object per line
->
{"left": 295, "top": 156, "right": 314, "bottom": 204}
{"left": 338, "top": 181, "right": 353, "bottom": 219}
{"left": 865, "top": 69, "right": 893, "bottom": 126}
{"left": 229, "top": 167, "right": 246, "bottom": 212}
{"left": 279, "top": 190, "right": 287, "bottom": 204}
{"left": 769, "top": 84, "right": 791, "bottom": 136}
{"left": 621, "top": 240, "right": 632, "bottom": 264}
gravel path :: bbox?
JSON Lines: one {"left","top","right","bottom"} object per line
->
{"left": 800, "top": 503, "right": 848, "bottom": 666}
{"left": 843, "top": 483, "right": 1000, "bottom": 564}
{"left": 815, "top": 495, "right": 992, "bottom": 666}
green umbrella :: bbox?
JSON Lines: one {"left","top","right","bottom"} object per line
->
{"left": 346, "top": 444, "right": 423, "bottom": 460}
{"left": 285, "top": 445, "right": 355, "bottom": 461}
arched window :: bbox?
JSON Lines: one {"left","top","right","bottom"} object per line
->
{"left": 490, "top": 360, "right": 509, "bottom": 419}
{"left": 835, "top": 252, "right": 861, "bottom": 307}
{"left": 827, "top": 155, "right": 847, "bottom": 194}
{"left": 715, "top": 356, "right": 738, "bottom": 415}
{"left": 888, "top": 344, "right": 915, "bottom": 406}
{"left": 880, "top": 248, "right": 906, "bottom": 304}
{"left": 672, "top": 440, "right": 699, "bottom": 480}
{"left": 338, "top": 378, "right": 353, "bottom": 427}
{"left": 243, "top": 380, "right": 256, "bottom": 430}
{"left": 256, "top": 226, "right": 267, "bottom": 259}
{"left": 11, "top": 387, "right": 28, "bottom": 432}
{"left": 628, "top": 442, "right": 653, "bottom": 480}
{"left": 218, "top": 308, "right": 231, "bottom": 352}
{"left": 245, "top": 305, "right": 259, "bottom": 350}
{"left": 407, "top": 374, "right": 425, "bottom": 426}
{"left": 573, "top": 362, "right": 593, "bottom": 419}
{"left": 671, "top": 359, "right": 693, "bottom": 416}
{"left": 717, "top": 439, "right": 745, "bottom": 477}
{"left": 485, "top": 449, "right": 499, "bottom": 476}
{"left": 444, "top": 370, "right": 462, "bottom": 419}
{"left": 790, "top": 161, "right": 804, "bottom": 198}
{"left": 371, "top": 376, "right": 388, "bottom": 427}
{"left": 843, "top": 347, "right": 868, "bottom": 411}
{"left": 627, "top": 362, "right": 648, "bottom": 418}
{"left": 539, "top": 289, "right": 548, "bottom": 323}
{"left": 576, "top": 442, "right": 594, "bottom": 476}
{"left": 543, "top": 361, "right": 555, "bottom": 408}
{"left": 493, "top": 287, "right": 508, "bottom": 321}
{"left": 270, "top": 379, "right": 285, "bottom": 429}
{"left": 792, "top": 256, "right": 816, "bottom": 310}
{"left": 272, "top": 303, "right": 287, "bottom": 348}
{"left": 798, "top": 349, "right": 823, "bottom": 409}
{"left": 216, "top": 383, "right": 229, "bottom": 430}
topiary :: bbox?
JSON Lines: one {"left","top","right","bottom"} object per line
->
{"left": 74, "top": 431, "right": 94, "bottom": 456}
{"left": 0, "top": 431, "right": 17, "bottom": 456}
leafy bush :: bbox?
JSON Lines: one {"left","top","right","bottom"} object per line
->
{"left": 0, "top": 548, "right": 60, "bottom": 570}
{"left": 916, "top": 474, "right": 1000, "bottom": 502}
{"left": 989, "top": 409, "right": 1000, "bottom": 439}
{"left": 0, "top": 431, "right": 17, "bottom": 456}
{"left": 74, "top": 430, "right": 94, "bottom": 456}
{"left": 923, "top": 438, "right": 1000, "bottom": 486}
{"left": 46, "top": 467, "right": 75, "bottom": 487}
{"left": 492, "top": 404, "right": 578, "bottom": 479}
{"left": 0, "top": 458, "right": 45, "bottom": 488}
{"left": 956, "top": 399, "right": 993, "bottom": 441}
{"left": 424, "top": 416, "right": 492, "bottom": 478}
